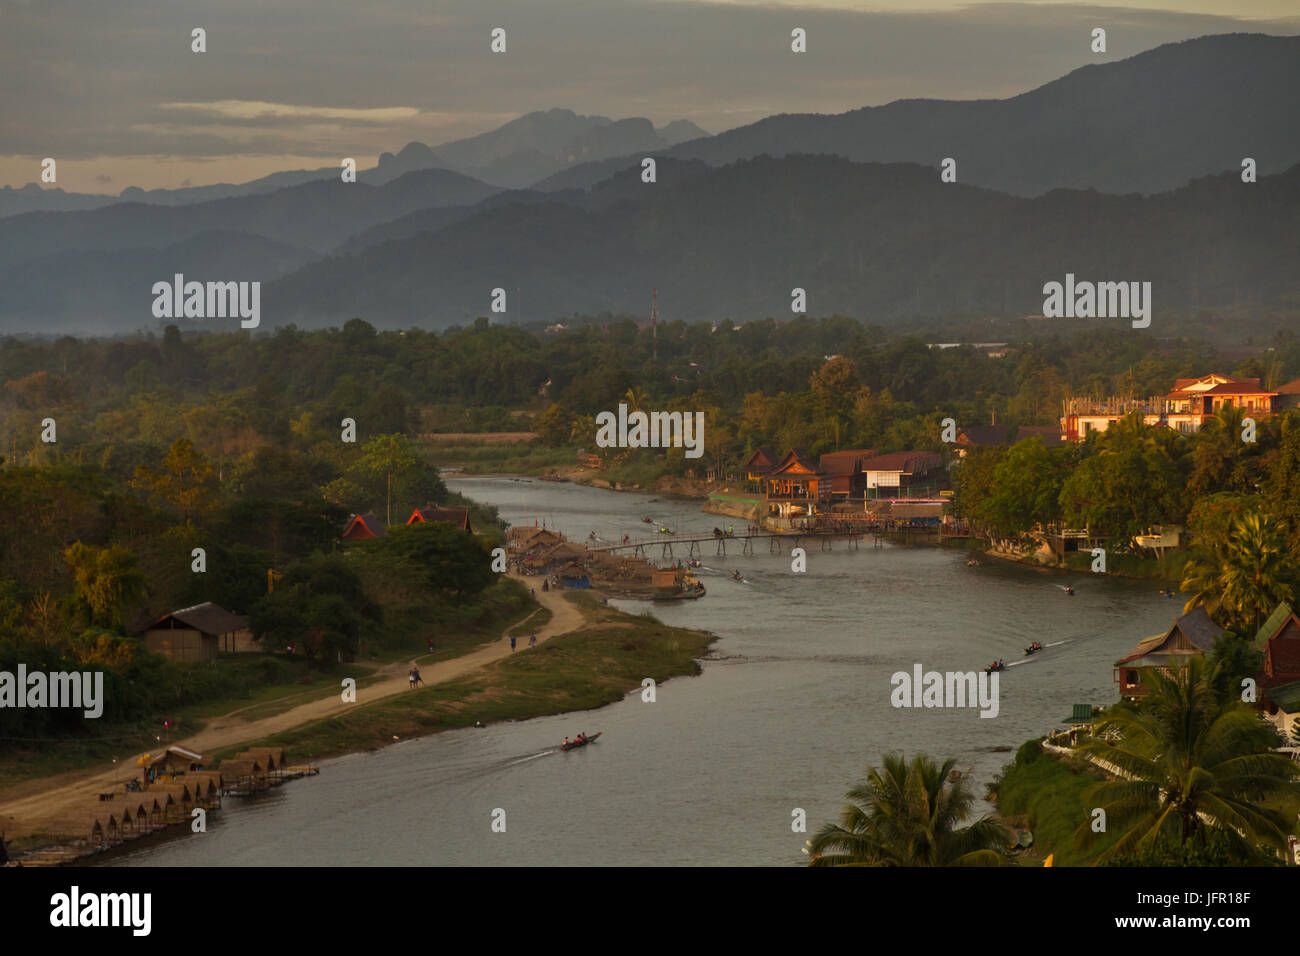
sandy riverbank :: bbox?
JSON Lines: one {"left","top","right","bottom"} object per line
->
{"left": 0, "top": 576, "right": 586, "bottom": 854}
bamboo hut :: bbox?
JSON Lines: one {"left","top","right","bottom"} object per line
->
{"left": 187, "top": 771, "right": 223, "bottom": 808}
{"left": 55, "top": 811, "right": 119, "bottom": 851}
{"left": 137, "top": 745, "right": 210, "bottom": 786}
{"left": 118, "top": 804, "right": 142, "bottom": 840}
{"left": 147, "top": 782, "right": 196, "bottom": 822}
{"left": 241, "top": 747, "right": 286, "bottom": 782}
{"left": 218, "top": 757, "right": 268, "bottom": 794}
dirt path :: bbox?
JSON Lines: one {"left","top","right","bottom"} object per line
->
{"left": 0, "top": 582, "right": 585, "bottom": 843}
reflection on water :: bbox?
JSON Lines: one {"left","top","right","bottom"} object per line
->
{"left": 109, "top": 478, "right": 1180, "bottom": 866}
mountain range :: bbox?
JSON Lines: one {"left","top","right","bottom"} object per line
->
{"left": 0, "top": 110, "right": 708, "bottom": 218}
{"left": 2, "top": 33, "right": 1297, "bottom": 334}
{"left": 537, "top": 34, "right": 1300, "bottom": 197}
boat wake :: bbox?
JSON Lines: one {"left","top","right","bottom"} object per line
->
{"left": 504, "top": 750, "right": 556, "bottom": 767}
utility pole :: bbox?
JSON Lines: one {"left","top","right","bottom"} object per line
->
{"left": 652, "top": 288, "right": 658, "bottom": 370}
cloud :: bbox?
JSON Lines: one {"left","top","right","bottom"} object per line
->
{"left": 1, "top": 0, "right": 1296, "bottom": 192}
{"left": 160, "top": 100, "right": 423, "bottom": 123}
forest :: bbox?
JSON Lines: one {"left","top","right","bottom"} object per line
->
{"left": 2, "top": 314, "right": 1299, "bottom": 743}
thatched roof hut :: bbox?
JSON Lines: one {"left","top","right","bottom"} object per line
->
{"left": 147, "top": 782, "right": 197, "bottom": 821}
{"left": 55, "top": 810, "right": 120, "bottom": 849}
{"left": 241, "top": 747, "right": 285, "bottom": 772}
{"left": 218, "top": 757, "right": 269, "bottom": 792}
{"left": 187, "top": 771, "right": 223, "bottom": 806}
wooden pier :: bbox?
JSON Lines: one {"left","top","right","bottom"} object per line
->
{"left": 587, "top": 529, "right": 866, "bottom": 560}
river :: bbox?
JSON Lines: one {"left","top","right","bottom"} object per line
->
{"left": 108, "top": 477, "right": 1181, "bottom": 866}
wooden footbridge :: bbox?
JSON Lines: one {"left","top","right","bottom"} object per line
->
{"left": 587, "top": 529, "right": 876, "bottom": 560}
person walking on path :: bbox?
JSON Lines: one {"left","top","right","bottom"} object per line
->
{"left": 408, "top": 668, "right": 417, "bottom": 690}
{"left": 412, "top": 666, "right": 423, "bottom": 688}
{"left": 510, "top": 635, "right": 517, "bottom": 652}
{"left": 529, "top": 633, "right": 537, "bottom": 649}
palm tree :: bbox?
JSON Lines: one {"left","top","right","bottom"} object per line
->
{"left": 1075, "top": 657, "right": 1297, "bottom": 863}
{"left": 624, "top": 387, "right": 648, "bottom": 413}
{"left": 808, "top": 753, "right": 1009, "bottom": 866}
{"left": 1182, "top": 511, "right": 1296, "bottom": 634}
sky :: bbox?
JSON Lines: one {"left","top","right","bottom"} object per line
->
{"left": 2, "top": 0, "right": 1297, "bottom": 194}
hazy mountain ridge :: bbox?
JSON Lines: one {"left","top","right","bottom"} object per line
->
{"left": 536, "top": 34, "right": 1300, "bottom": 196}
{"left": 0, "top": 109, "right": 710, "bottom": 218}
{"left": 0, "top": 168, "right": 501, "bottom": 275}
{"left": 259, "top": 154, "right": 1300, "bottom": 329}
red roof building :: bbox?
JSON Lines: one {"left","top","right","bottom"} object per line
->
{"left": 1253, "top": 603, "right": 1300, "bottom": 740}
{"left": 407, "top": 505, "right": 473, "bottom": 533}
{"left": 341, "top": 512, "right": 386, "bottom": 541}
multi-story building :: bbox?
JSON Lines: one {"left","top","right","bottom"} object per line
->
{"left": 1061, "top": 373, "right": 1279, "bottom": 441}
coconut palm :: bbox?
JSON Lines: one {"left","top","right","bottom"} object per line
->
{"left": 1182, "top": 511, "right": 1296, "bottom": 634}
{"left": 624, "top": 387, "right": 649, "bottom": 413}
{"left": 808, "top": 753, "right": 1009, "bottom": 866}
{"left": 1075, "top": 657, "right": 1297, "bottom": 863}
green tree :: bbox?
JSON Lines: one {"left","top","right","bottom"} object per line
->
{"left": 808, "top": 753, "right": 1009, "bottom": 866}
{"left": 1262, "top": 412, "right": 1300, "bottom": 549}
{"left": 1058, "top": 419, "right": 1185, "bottom": 540}
{"left": 535, "top": 403, "right": 573, "bottom": 446}
{"left": 131, "top": 438, "right": 218, "bottom": 523}
{"left": 63, "top": 542, "right": 147, "bottom": 630}
{"left": 1181, "top": 511, "right": 1297, "bottom": 634}
{"left": 353, "top": 434, "right": 422, "bottom": 527}
{"left": 1075, "top": 657, "right": 1297, "bottom": 863}
{"left": 250, "top": 555, "right": 378, "bottom": 663}
{"left": 980, "top": 437, "right": 1063, "bottom": 536}
{"left": 370, "top": 522, "right": 494, "bottom": 600}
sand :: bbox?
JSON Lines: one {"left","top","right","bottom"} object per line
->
{"left": 0, "top": 580, "right": 585, "bottom": 846}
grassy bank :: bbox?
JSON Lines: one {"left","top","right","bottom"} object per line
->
{"left": 424, "top": 440, "right": 574, "bottom": 474}
{"left": 0, "top": 579, "right": 543, "bottom": 790}
{"left": 989, "top": 739, "right": 1123, "bottom": 866}
{"left": 213, "top": 593, "right": 715, "bottom": 763}
{"left": 1063, "top": 548, "right": 1190, "bottom": 582}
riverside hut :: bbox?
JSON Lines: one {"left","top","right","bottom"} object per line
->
{"left": 1114, "top": 607, "right": 1223, "bottom": 700}
{"left": 57, "top": 811, "right": 120, "bottom": 851}
{"left": 147, "top": 782, "right": 198, "bottom": 822}
{"left": 187, "top": 771, "right": 223, "bottom": 808}
{"left": 556, "top": 562, "right": 591, "bottom": 588}
{"left": 218, "top": 757, "right": 269, "bottom": 794}
{"left": 242, "top": 748, "right": 287, "bottom": 783}
{"left": 138, "top": 745, "right": 210, "bottom": 785}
